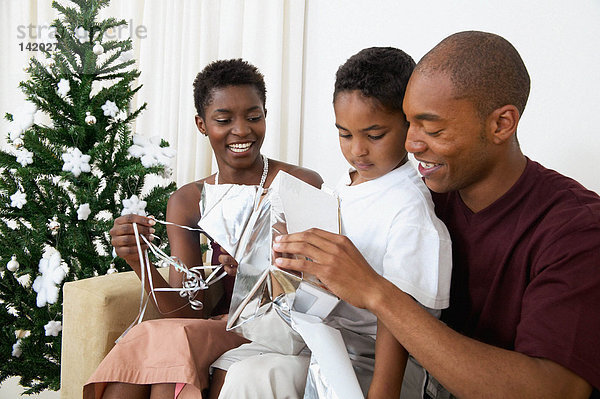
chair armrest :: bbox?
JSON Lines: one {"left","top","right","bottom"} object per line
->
{"left": 60, "top": 268, "right": 169, "bottom": 399}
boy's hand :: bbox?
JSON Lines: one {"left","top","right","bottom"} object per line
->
{"left": 272, "top": 228, "right": 384, "bottom": 309}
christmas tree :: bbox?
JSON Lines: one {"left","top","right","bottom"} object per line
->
{"left": 0, "top": 0, "right": 176, "bottom": 393}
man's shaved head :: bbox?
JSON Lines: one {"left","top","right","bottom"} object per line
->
{"left": 416, "top": 31, "right": 530, "bottom": 120}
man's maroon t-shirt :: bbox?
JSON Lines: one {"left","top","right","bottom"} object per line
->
{"left": 431, "top": 158, "right": 600, "bottom": 392}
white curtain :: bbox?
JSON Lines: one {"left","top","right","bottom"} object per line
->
{"left": 0, "top": 0, "right": 307, "bottom": 187}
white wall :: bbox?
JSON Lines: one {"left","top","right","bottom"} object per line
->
{"left": 300, "top": 0, "right": 600, "bottom": 194}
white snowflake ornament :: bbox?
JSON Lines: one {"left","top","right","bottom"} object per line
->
{"left": 75, "top": 26, "right": 90, "bottom": 43}
{"left": 85, "top": 112, "right": 97, "bottom": 125}
{"left": 32, "top": 249, "right": 66, "bottom": 307}
{"left": 7, "top": 255, "right": 20, "bottom": 272}
{"left": 128, "top": 134, "right": 176, "bottom": 168}
{"left": 62, "top": 147, "right": 91, "bottom": 177}
{"left": 77, "top": 203, "right": 91, "bottom": 220}
{"left": 15, "top": 148, "right": 34, "bottom": 167}
{"left": 93, "top": 41, "right": 104, "bottom": 55}
{"left": 121, "top": 194, "right": 147, "bottom": 216}
{"left": 8, "top": 103, "right": 38, "bottom": 141}
{"left": 57, "top": 79, "right": 70, "bottom": 97}
{"left": 101, "top": 100, "right": 119, "bottom": 118}
{"left": 44, "top": 320, "right": 63, "bottom": 337}
{"left": 10, "top": 189, "right": 27, "bottom": 209}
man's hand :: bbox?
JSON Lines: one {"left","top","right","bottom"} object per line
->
{"left": 273, "top": 228, "right": 384, "bottom": 309}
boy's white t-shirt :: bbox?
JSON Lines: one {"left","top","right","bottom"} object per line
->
{"left": 329, "top": 162, "right": 452, "bottom": 338}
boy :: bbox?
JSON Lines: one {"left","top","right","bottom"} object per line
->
{"left": 220, "top": 47, "right": 452, "bottom": 398}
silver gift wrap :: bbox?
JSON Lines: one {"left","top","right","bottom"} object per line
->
{"left": 199, "top": 171, "right": 348, "bottom": 398}
{"left": 199, "top": 176, "right": 318, "bottom": 355}
{"left": 226, "top": 185, "right": 306, "bottom": 355}
{"left": 304, "top": 354, "right": 341, "bottom": 399}
{"left": 199, "top": 183, "right": 259, "bottom": 254}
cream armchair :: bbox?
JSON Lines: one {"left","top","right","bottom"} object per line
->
{"left": 60, "top": 268, "right": 169, "bottom": 399}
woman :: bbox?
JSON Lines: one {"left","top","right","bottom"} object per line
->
{"left": 84, "top": 59, "right": 322, "bottom": 399}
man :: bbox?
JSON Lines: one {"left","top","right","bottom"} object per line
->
{"left": 274, "top": 31, "right": 600, "bottom": 398}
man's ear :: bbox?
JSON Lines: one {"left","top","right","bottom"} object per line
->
{"left": 195, "top": 115, "right": 207, "bottom": 135}
{"left": 264, "top": 108, "right": 268, "bottom": 118}
{"left": 488, "top": 104, "right": 520, "bottom": 144}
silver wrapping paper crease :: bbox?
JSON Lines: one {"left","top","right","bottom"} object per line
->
{"left": 292, "top": 311, "right": 366, "bottom": 399}
{"left": 304, "top": 355, "right": 340, "bottom": 399}
{"left": 198, "top": 171, "right": 340, "bottom": 355}
{"left": 199, "top": 183, "right": 260, "bottom": 256}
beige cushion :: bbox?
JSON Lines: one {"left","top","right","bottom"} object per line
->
{"left": 60, "top": 268, "right": 169, "bottom": 399}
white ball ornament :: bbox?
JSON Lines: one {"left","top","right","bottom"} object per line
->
{"left": 85, "top": 112, "right": 97, "bottom": 125}
{"left": 93, "top": 42, "right": 104, "bottom": 55}
{"left": 106, "top": 264, "right": 118, "bottom": 274}
{"left": 13, "top": 138, "right": 24, "bottom": 148}
{"left": 7, "top": 255, "right": 20, "bottom": 272}
{"left": 48, "top": 216, "right": 60, "bottom": 236}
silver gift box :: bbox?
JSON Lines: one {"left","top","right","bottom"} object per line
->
{"left": 199, "top": 171, "right": 340, "bottom": 355}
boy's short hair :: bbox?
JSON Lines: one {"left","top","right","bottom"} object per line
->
{"left": 193, "top": 59, "right": 267, "bottom": 118}
{"left": 333, "top": 47, "right": 416, "bottom": 112}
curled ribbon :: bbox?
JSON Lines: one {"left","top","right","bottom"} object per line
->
{"left": 117, "top": 221, "right": 227, "bottom": 341}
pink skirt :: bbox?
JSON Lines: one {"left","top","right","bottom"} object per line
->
{"left": 83, "top": 318, "right": 248, "bottom": 399}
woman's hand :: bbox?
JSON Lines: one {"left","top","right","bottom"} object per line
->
{"left": 218, "top": 251, "right": 238, "bottom": 276}
{"left": 110, "top": 214, "right": 156, "bottom": 269}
